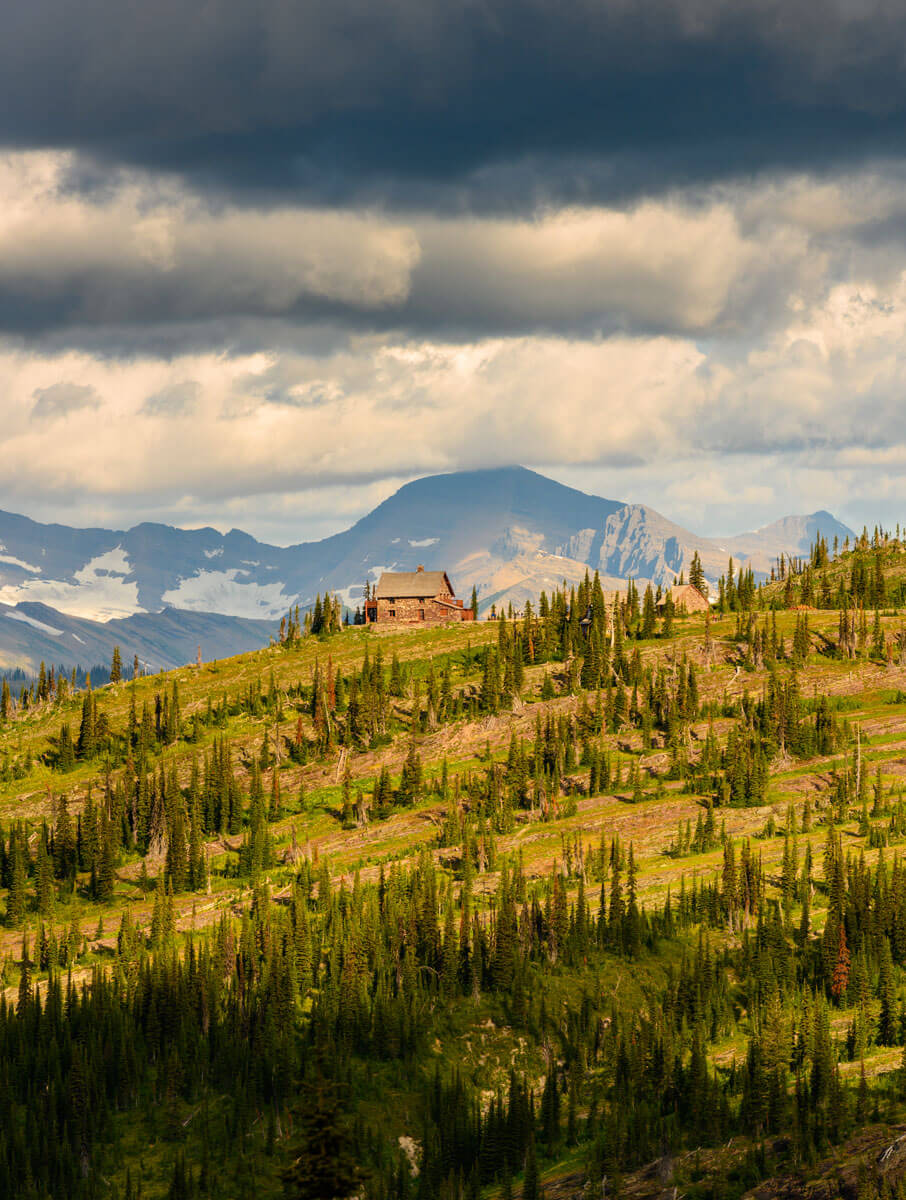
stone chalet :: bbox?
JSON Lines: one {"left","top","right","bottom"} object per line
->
{"left": 365, "top": 566, "right": 474, "bottom": 624}
{"left": 656, "top": 583, "right": 710, "bottom": 613}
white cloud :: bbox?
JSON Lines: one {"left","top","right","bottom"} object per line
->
{"left": 0, "top": 286, "right": 903, "bottom": 527}
{"left": 0, "top": 151, "right": 833, "bottom": 338}
{"left": 0, "top": 151, "right": 420, "bottom": 321}
{"left": 0, "top": 333, "right": 702, "bottom": 524}
{"left": 411, "top": 203, "right": 760, "bottom": 332}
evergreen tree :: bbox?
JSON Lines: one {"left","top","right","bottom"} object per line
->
{"left": 878, "top": 940, "right": 897, "bottom": 1045}
{"left": 689, "top": 550, "right": 707, "bottom": 595}
{"left": 35, "top": 832, "right": 54, "bottom": 917}
{"left": 522, "top": 1134, "right": 542, "bottom": 1200}
{"left": 76, "top": 686, "right": 96, "bottom": 760}
{"left": 6, "top": 830, "right": 26, "bottom": 926}
{"left": 57, "top": 721, "right": 76, "bottom": 771}
{"left": 641, "top": 585, "right": 657, "bottom": 639}
{"left": 281, "top": 1070, "right": 367, "bottom": 1200}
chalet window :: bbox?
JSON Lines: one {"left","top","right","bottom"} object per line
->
{"left": 419, "top": 609, "right": 425, "bottom": 620}
{"left": 389, "top": 608, "right": 395, "bottom": 617}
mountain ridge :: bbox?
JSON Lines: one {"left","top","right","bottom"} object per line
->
{"left": 0, "top": 600, "right": 279, "bottom": 674}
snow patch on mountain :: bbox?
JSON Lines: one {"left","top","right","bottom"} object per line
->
{"left": 409, "top": 537, "right": 438, "bottom": 547}
{"left": 335, "top": 582, "right": 367, "bottom": 610}
{"left": 367, "top": 565, "right": 394, "bottom": 580}
{"left": 75, "top": 547, "right": 133, "bottom": 581}
{"left": 203, "top": 547, "right": 224, "bottom": 559}
{"left": 4, "top": 609, "right": 63, "bottom": 635}
{"left": 160, "top": 569, "right": 296, "bottom": 619}
{"left": 0, "top": 546, "right": 143, "bottom": 621}
{"left": 0, "top": 546, "right": 42, "bottom": 573}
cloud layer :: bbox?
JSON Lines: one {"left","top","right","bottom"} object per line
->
{"left": 0, "top": 154, "right": 419, "bottom": 334}
{"left": 3, "top": 230, "right": 906, "bottom": 541}
{"left": 0, "top": 3, "right": 905, "bottom": 540}
{"left": 0, "top": 152, "right": 884, "bottom": 343}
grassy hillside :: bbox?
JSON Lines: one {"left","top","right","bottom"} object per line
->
{"left": 8, "top": 586, "right": 906, "bottom": 1198}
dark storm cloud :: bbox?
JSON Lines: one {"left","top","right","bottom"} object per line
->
{"left": 5, "top": 0, "right": 906, "bottom": 207}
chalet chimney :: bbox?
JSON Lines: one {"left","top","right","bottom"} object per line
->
{"left": 416, "top": 564, "right": 424, "bottom": 572}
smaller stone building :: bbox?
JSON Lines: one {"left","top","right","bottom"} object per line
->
{"left": 365, "top": 566, "right": 474, "bottom": 624}
{"left": 657, "top": 583, "right": 710, "bottom": 613}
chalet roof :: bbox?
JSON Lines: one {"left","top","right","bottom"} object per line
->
{"left": 373, "top": 569, "right": 453, "bottom": 599}
{"left": 657, "top": 583, "right": 709, "bottom": 610}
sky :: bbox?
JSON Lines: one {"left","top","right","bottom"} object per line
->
{"left": 1, "top": 0, "right": 906, "bottom": 545}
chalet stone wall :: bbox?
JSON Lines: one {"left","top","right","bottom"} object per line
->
{"left": 376, "top": 593, "right": 458, "bottom": 622}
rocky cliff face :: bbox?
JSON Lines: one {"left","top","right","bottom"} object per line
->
{"left": 557, "top": 503, "right": 853, "bottom": 599}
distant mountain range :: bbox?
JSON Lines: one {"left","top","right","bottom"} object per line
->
{"left": 0, "top": 467, "right": 853, "bottom": 672}
{"left": 0, "top": 603, "right": 278, "bottom": 676}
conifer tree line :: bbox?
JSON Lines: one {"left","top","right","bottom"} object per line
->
{"left": 0, "top": 565, "right": 882, "bottom": 909}
{"left": 0, "top": 661, "right": 113, "bottom": 721}
{"left": 9, "top": 518, "right": 906, "bottom": 736}
{"left": 757, "top": 523, "right": 906, "bottom": 616}
{"left": 0, "top": 587, "right": 345, "bottom": 726}
{"left": 280, "top": 593, "right": 344, "bottom": 643}
{"left": 13, "top": 544, "right": 906, "bottom": 789}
